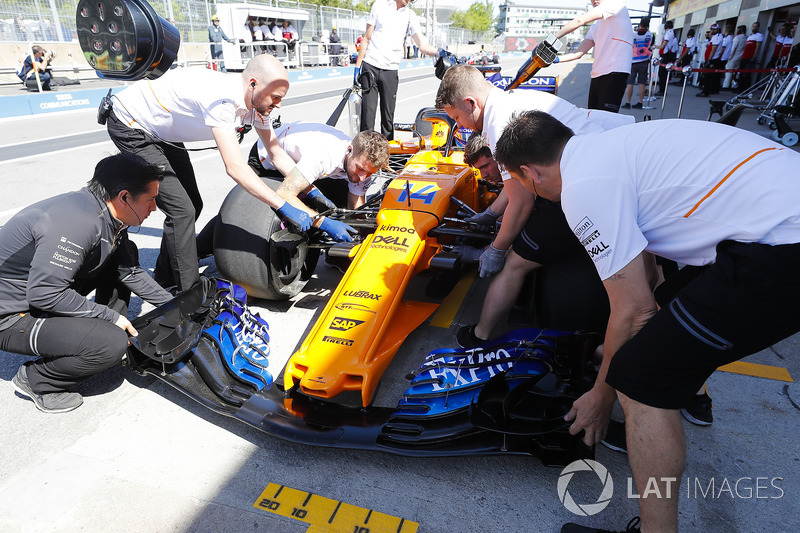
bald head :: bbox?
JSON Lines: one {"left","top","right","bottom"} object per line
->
{"left": 435, "top": 64, "right": 492, "bottom": 109}
{"left": 242, "top": 54, "right": 290, "bottom": 117}
{"left": 243, "top": 54, "right": 288, "bottom": 86}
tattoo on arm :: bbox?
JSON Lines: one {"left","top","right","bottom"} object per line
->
{"left": 607, "top": 271, "right": 627, "bottom": 282}
{"left": 277, "top": 167, "right": 311, "bottom": 198}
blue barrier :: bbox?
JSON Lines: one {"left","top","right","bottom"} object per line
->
{"left": 0, "top": 87, "right": 122, "bottom": 119}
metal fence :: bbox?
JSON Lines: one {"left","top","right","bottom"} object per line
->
{"left": 1, "top": 0, "right": 494, "bottom": 49}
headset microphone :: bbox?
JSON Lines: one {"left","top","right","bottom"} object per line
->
{"left": 123, "top": 194, "right": 143, "bottom": 228}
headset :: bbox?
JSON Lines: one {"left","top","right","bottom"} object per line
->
{"left": 122, "top": 192, "right": 143, "bottom": 232}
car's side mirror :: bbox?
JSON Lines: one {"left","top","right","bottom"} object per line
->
{"left": 76, "top": 0, "right": 180, "bottom": 80}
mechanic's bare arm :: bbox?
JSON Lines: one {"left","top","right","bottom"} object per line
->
{"left": 558, "top": 38, "right": 595, "bottom": 63}
{"left": 491, "top": 179, "right": 535, "bottom": 251}
{"left": 212, "top": 126, "right": 284, "bottom": 209}
{"left": 276, "top": 167, "right": 319, "bottom": 221}
{"left": 489, "top": 187, "right": 509, "bottom": 217}
{"left": 412, "top": 32, "right": 439, "bottom": 57}
{"left": 555, "top": 6, "right": 604, "bottom": 40}
{"left": 354, "top": 25, "right": 374, "bottom": 68}
{"left": 348, "top": 191, "right": 365, "bottom": 210}
{"left": 566, "top": 252, "right": 659, "bottom": 445}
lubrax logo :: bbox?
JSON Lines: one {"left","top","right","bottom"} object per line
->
{"left": 322, "top": 335, "right": 354, "bottom": 347}
{"left": 330, "top": 317, "right": 364, "bottom": 331}
{"left": 379, "top": 224, "right": 416, "bottom": 234}
{"left": 342, "top": 290, "right": 381, "bottom": 300}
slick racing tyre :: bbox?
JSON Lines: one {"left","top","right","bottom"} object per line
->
{"left": 212, "top": 177, "right": 320, "bottom": 300}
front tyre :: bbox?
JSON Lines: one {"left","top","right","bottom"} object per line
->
{"left": 212, "top": 178, "right": 319, "bottom": 300}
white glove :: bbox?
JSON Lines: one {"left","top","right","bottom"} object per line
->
{"left": 478, "top": 244, "right": 507, "bottom": 278}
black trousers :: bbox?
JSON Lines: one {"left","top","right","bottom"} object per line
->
{"left": 0, "top": 264, "right": 130, "bottom": 394}
{"left": 360, "top": 62, "right": 399, "bottom": 140}
{"left": 657, "top": 51, "right": 676, "bottom": 93}
{"left": 587, "top": 71, "right": 628, "bottom": 113}
{"left": 107, "top": 110, "right": 203, "bottom": 291}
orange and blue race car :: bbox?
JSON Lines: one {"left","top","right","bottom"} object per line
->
{"left": 76, "top": 4, "right": 597, "bottom": 467}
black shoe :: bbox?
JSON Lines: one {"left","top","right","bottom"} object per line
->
{"left": 456, "top": 324, "right": 485, "bottom": 349}
{"left": 12, "top": 363, "right": 83, "bottom": 414}
{"left": 696, "top": 92, "right": 709, "bottom": 97}
{"left": 621, "top": 103, "right": 631, "bottom": 109}
{"left": 681, "top": 391, "right": 713, "bottom": 426}
{"left": 631, "top": 102, "right": 642, "bottom": 109}
{"left": 600, "top": 419, "right": 627, "bottom": 454}
{"left": 562, "top": 517, "right": 641, "bottom": 533}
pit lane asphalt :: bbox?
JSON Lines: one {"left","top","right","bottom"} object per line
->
{"left": 1, "top": 58, "right": 799, "bottom": 533}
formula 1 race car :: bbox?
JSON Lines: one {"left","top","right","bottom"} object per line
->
{"left": 126, "top": 105, "right": 599, "bottom": 466}
{"left": 460, "top": 50, "right": 500, "bottom": 66}
{"left": 77, "top": 5, "right": 596, "bottom": 466}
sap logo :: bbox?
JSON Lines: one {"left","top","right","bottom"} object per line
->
{"left": 335, "top": 302, "right": 376, "bottom": 314}
{"left": 588, "top": 242, "right": 610, "bottom": 257}
{"left": 342, "top": 290, "right": 382, "bottom": 300}
{"left": 373, "top": 235, "right": 410, "bottom": 248}
{"left": 330, "top": 317, "right": 365, "bottom": 331}
{"left": 322, "top": 335, "right": 354, "bottom": 347}
{"left": 379, "top": 224, "right": 416, "bottom": 234}
{"left": 397, "top": 183, "right": 438, "bottom": 205}
{"left": 573, "top": 217, "right": 594, "bottom": 239}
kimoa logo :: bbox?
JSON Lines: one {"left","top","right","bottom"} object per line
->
{"left": 379, "top": 224, "right": 416, "bottom": 234}
{"left": 557, "top": 459, "right": 614, "bottom": 516}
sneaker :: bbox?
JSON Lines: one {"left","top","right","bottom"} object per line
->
{"left": 681, "top": 391, "right": 713, "bottom": 426}
{"left": 600, "top": 419, "right": 627, "bottom": 454}
{"left": 12, "top": 364, "right": 83, "bottom": 414}
{"left": 621, "top": 103, "right": 631, "bottom": 109}
{"left": 562, "top": 517, "right": 641, "bottom": 533}
{"left": 631, "top": 102, "right": 643, "bottom": 109}
{"left": 456, "top": 324, "right": 485, "bottom": 349}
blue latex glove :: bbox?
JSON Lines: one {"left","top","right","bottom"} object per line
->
{"left": 306, "top": 188, "right": 336, "bottom": 213}
{"left": 478, "top": 244, "right": 506, "bottom": 278}
{"left": 353, "top": 65, "right": 362, "bottom": 86}
{"left": 553, "top": 56, "right": 560, "bottom": 63}
{"left": 319, "top": 217, "right": 356, "bottom": 242}
{"left": 276, "top": 202, "right": 312, "bottom": 232}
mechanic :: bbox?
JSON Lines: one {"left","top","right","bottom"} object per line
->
{"left": 551, "top": 0, "right": 633, "bottom": 112}
{"left": 208, "top": 14, "right": 234, "bottom": 73}
{"left": 494, "top": 111, "right": 800, "bottom": 533}
{"left": 434, "top": 64, "right": 633, "bottom": 284}
{"left": 0, "top": 153, "right": 172, "bottom": 414}
{"left": 250, "top": 122, "right": 389, "bottom": 214}
{"left": 455, "top": 134, "right": 609, "bottom": 350}
{"left": 196, "top": 123, "right": 389, "bottom": 256}
{"left": 106, "top": 54, "right": 310, "bottom": 293}
{"left": 354, "top": 0, "right": 440, "bottom": 140}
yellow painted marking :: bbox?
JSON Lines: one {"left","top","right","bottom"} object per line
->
{"left": 253, "top": 483, "right": 419, "bottom": 533}
{"left": 717, "top": 361, "right": 793, "bottom": 382}
{"left": 429, "top": 268, "right": 477, "bottom": 328}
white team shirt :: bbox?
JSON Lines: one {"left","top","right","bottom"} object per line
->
{"left": 720, "top": 34, "right": 734, "bottom": 61}
{"left": 710, "top": 33, "right": 724, "bottom": 59}
{"left": 481, "top": 87, "right": 634, "bottom": 181}
{"left": 255, "top": 121, "right": 370, "bottom": 196}
{"left": 584, "top": 0, "right": 633, "bottom": 77}
{"left": 363, "top": 0, "right": 422, "bottom": 70}
{"left": 113, "top": 68, "right": 271, "bottom": 142}
{"left": 560, "top": 119, "right": 800, "bottom": 280}
{"left": 659, "top": 28, "right": 676, "bottom": 54}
